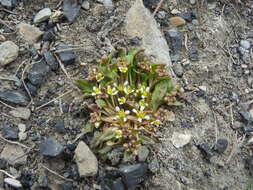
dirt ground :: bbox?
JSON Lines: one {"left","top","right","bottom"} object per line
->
{"left": 1, "top": 0, "right": 253, "bottom": 189}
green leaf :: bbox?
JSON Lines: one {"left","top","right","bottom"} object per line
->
{"left": 82, "top": 122, "right": 94, "bottom": 134}
{"left": 139, "top": 135, "right": 156, "bottom": 145}
{"left": 123, "top": 151, "right": 135, "bottom": 162}
{"left": 151, "top": 79, "right": 169, "bottom": 111}
{"left": 117, "top": 48, "right": 126, "bottom": 57}
{"left": 75, "top": 80, "right": 94, "bottom": 93}
{"left": 98, "top": 145, "right": 113, "bottom": 155}
{"left": 125, "top": 49, "right": 141, "bottom": 64}
{"left": 96, "top": 99, "right": 107, "bottom": 108}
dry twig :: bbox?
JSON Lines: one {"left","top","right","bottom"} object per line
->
{"left": 41, "top": 164, "right": 73, "bottom": 182}
{"left": 152, "top": 0, "right": 165, "bottom": 17}
{"left": 0, "top": 135, "right": 29, "bottom": 149}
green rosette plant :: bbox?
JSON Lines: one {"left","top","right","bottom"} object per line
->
{"left": 76, "top": 49, "right": 181, "bottom": 157}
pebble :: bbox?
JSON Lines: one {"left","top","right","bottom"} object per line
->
{"left": 138, "top": 146, "right": 149, "bottom": 162}
{"left": 2, "top": 125, "right": 18, "bottom": 140}
{"left": 190, "top": 0, "right": 196, "bottom": 4}
{"left": 0, "top": 90, "right": 29, "bottom": 105}
{"left": 239, "top": 111, "right": 252, "bottom": 123}
{"left": 44, "top": 51, "right": 59, "bottom": 71}
{"left": 157, "top": 11, "right": 166, "bottom": 19}
{"left": 171, "top": 132, "right": 191, "bottom": 148}
{"left": 173, "top": 64, "right": 184, "bottom": 77}
{"left": 28, "top": 59, "right": 50, "bottom": 86}
{"left": 169, "top": 16, "right": 186, "bottom": 27}
{"left": 0, "top": 144, "right": 27, "bottom": 166}
{"left": 9, "top": 107, "right": 31, "bottom": 120}
{"left": 34, "top": 8, "right": 52, "bottom": 24}
{"left": 119, "top": 163, "right": 148, "bottom": 188}
{"left": 56, "top": 43, "right": 76, "bottom": 65}
{"left": 0, "top": 0, "right": 17, "bottom": 9}
{"left": 111, "top": 178, "right": 125, "bottom": 190}
{"left": 17, "top": 23, "right": 44, "bottom": 44}
{"left": 40, "top": 137, "right": 64, "bottom": 157}
{"left": 4, "top": 178, "right": 22, "bottom": 188}
{"left": 18, "top": 132, "right": 27, "bottom": 141}
{"left": 74, "top": 141, "right": 98, "bottom": 177}
{"left": 213, "top": 139, "right": 229, "bottom": 154}
{"left": 188, "top": 47, "right": 199, "bottom": 61}
{"left": 103, "top": 0, "right": 114, "bottom": 10}
{"left": 165, "top": 29, "right": 183, "bottom": 53}
{"left": 179, "top": 12, "right": 193, "bottom": 22}
{"left": 0, "top": 41, "right": 19, "bottom": 66}
{"left": 18, "top": 124, "right": 26, "bottom": 132}
{"left": 197, "top": 143, "right": 213, "bottom": 160}
{"left": 0, "top": 158, "right": 7, "bottom": 169}
{"left": 245, "top": 155, "right": 253, "bottom": 175}
{"left": 26, "top": 82, "right": 37, "bottom": 96}
{"left": 54, "top": 120, "right": 66, "bottom": 134}
{"left": 63, "top": 0, "right": 81, "bottom": 23}
{"left": 199, "top": 86, "right": 207, "bottom": 92}
{"left": 82, "top": 0, "right": 90, "bottom": 10}
{"left": 240, "top": 40, "right": 251, "bottom": 49}
{"left": 42, "top": 30, "right": 55, "bottom": 41}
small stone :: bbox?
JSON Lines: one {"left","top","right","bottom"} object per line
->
{"left": 188, "top": 47, "right": 199, "bottom": 61}
{"left": 165, "top": 29, "right": 183, "bottom": 53}
{"left": 190, "top": 0, "right": 196, "bottom": 4}
{"left": 239, "top": 111, "right": 252, "bottom": 123}
{"left": 10, "top": 107, "right": 31, "bottom": 120}
{"left": 169, "top": 16, "right": 186, "bottom": 27}
{"left": 63, "top": 0, "right": 81, "bottom": 23}
{"left": 245, "top": 155, "right": 253, "bottom": 175}
{"left": 207, "top": 1, "right": 216, "bottom": 9}
{"left": 0, "top": 90, "right": 29, "bottom": 105}
{"left": 197, "top": 143, "right": 213, "bottom": 160}
{"left": 111, "top": 178, "right": 125, "bottom": 190}
{"left": 4, "top": 178, "right": 22, "bottom": 188}
{"left": 28, "top": 59, "right": 50, "bottom": 86}
{"left": 173, "top": 64, "right": 184, "bottom": 77}
{"left": 38, "top": 174, "right": 48, "bottom": 187}
{"left": 18, "top": 132, "right": 27, "bottom": 141}
{"left": 171, "top": 54, "right": 181, "bottom": 62}
{"left": 148, "top": 157, "right": 159, "bottom": 173}
{"left": 74, "top": 141, "right": 98, "bottom": 177}
{"left": 26, "top": 82, "right": 37, "bottom": 96}
{"left": 192, "top": 19, "right": 199, "bottom": 25}
{"left": 2, "top": 125, "right": 18, "bottom": 140}
{"left": 0, "top": 144, "right": 27, "bottom": 166}
{"left": 0, "top": 0, "right": 17, "bottom": 9}
{"left": 157, "top": 11, "right": 166, "bottom": 19}
{"left": 0, "top": 158, "right": 7, "bottom": 169}
{"left": 0, "top": 41, "right": 19, "bottom": 66}
{"left": 40, "top": 138, "right": 64, "bottom": 157}
{"left": 213, "top": 139, "right": 228, "bottom": 154}
{"left": 171, "top": 132, "right": 191, "bottom": 148}
{"left": 179, "top": 12, "right": 193, "bottom": 22}
{"left": 56, "top": 43, "right": 76, "bottom": 65}
{"left": 44, "top": 51, "right": 58, "bottom": 71}
{"left": 54, "top": 120, "right": 66, "bottom": 134}
{"left": 17, "top": 23, "right": 44, "bottom": 44}
{"left": 34, "top": 8, "right": 52, "bottom": 24}
{"left": 103, "top": 0, "right": 114, "bottom": 10}
{"left": 0, "top": 35, "right": 6, "bottom": 41}
{"left": 243, "top": 126, "right": 253, "bottom": 135}
{"left": 138, "top": 146, "right": 149, "bottom": 162}
{"left": 199, "top": 86, "right": 207, "bottom": 92}
{"left": 119, "top": 163, "right": 148, "bottom": 188}
{"left": 42, "top": 30, "right": 55, "bottom": 41}
{"left": 81, "top": 0, "right": 90, "bottom": 10}
{"left": 18, "top": 124, "right": 26, "bottom": 132}
{"left": 240, "top": 40, "right": 251, "bottom": 49}
{"left": 171, "top": 9, "right": 181, "bottom": 14}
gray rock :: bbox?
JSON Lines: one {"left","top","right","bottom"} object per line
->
{"left": 40, "top": 138, "right": 64, "bottom": 157}
{"left": 54, "top": 120, "right": 66, "bottom": 134}
{"left": 0, "top": 0, "right": 17, "bottom": 9}
{"left": 240, "top": 40, "right": 251, "bottom": 49}
{"left": 214, "top": 138, "right": 229, "bottom": 154}
{"left": 157, "top": 11, "right": 166, "bottom": 19}
{"left": 17, "top": 23, "right": 44, "bottom": 44}
{"left": 2, "top": 125, "right": 18, "bottom": 140}
{"left": 171, "top": 132, "right": 192, "bottom": 148}
{"left": 138, "top": 146, "right": 149, "bottom": 162}
{"left": 74, "top": 141, "right": 98, "bottom": 177}
{"left": 165, "top": 29, "right": 183, "bottom": 54}
{"left": 125, "top": 0, "right": 173, "bottom": 75}
{"left": 188, "top": 47, "right": 199, "bottom": 61}
{"left": 103, "top": 0, "right": 113, "bottom": 10}
{"left": 9, "top": 107, "right": 31, "bottom": 120}
{"left": 81, "top": 0, "right": 90, "bottom": 10}
{"left": 56, "top": 43, "right": 76, "bottom": 65}
{"left": 44, "top": 51, "right": 58, "bottom": 71}
{"left": 190, "top": 0, "right": 196, "bottom": 4}
{"left": 173, "top": 64, "right": 184, "bottom": 77}
{"left": 28, "top": 59, "right": 50, "bottom": 86}
{"left": 4, "top": 178, "right": 22, "bottom": 188}
{"left": 0, "top": 41, "right": 19, "bottom": 66}
{"left": 18, "top": 124, "right": 26, "bottom": 132}
{"left": 18, "top": 132, "right": 27, "bottom": 141}
{"left": 34, "top": 8, "right": 52, "bottom": 24}
{"left": 0, "top": 90, "right": 29, "bottom": 105}
{"left": 0, "top": 144, "right": 27, "bottom": 165}
{"left": 63, "top": 0, "right": 81, "bottom": 23}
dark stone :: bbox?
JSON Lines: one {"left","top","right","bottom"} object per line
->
{"left": 20, "top": 171, "right": 34, "bottom": 188}
{"left": 165, "top": 30, "right": 183, "bottom": 54}
{"left": 54, "top": 120, "right": 66, "bottom": 134}
{"left": 34, "top": 99, "right": 54, "bottom": 107}
{"left": 188, "top": 47, "right": 199, "bottom": 61}
{"left": 119, "top": 163, "right": 148, "bottom": 188}
{"left": 173, "top": 63, "right": 184, "bottom": 77}
{"left": 63, "top": 0, "right": 81, "bottom": 23}
{"left": 0, "top": 0, "right": 17, "bottom": 9}
{"left": 40, "top": 137, "right": 64, "bottom": 157}
{"left": 239, "top": 111, "right": 252, "bottom": 123}
{"left": 245, "top": 155, "right": 253, "bottom": 176}
{"left": 56, "top": 43, "right": 76, "bottom": 65}
{"left": 28, "top": 48, "right": 40, "bottom": 61}
{"left": 44, "top": 51, "right": 59, "bottom": 71}
{"left": 25, "top": 82, "right": 37, "bottom": 97}
{"left": 28, "top": 59, "right": 50, "bottom": 86}
{"left": 197, "top": 143, "right": 213, "bottom": 160}
{"left": 111, "top": 178, "right": 125, "bottom": 190}
{"left": 62, "top": 104, "right": 69, "bottom": 113}
{"left": 179, "top": 11, "right": 195, "bottom": 22}
{"left": 129, "top": 36, "right": 142, "bottom": 46}
{"left": 61, "top": 182, "right": 74, "bottom": 190}
{"left": 143, "top": 0, "right": 159, "bottom": 10}
{"left": 0, "top": 90, "right": 29, "bottom": 105}
{"left": 38, "top": 175, "right": 48, "bottom": 187}
{"left": 213, "top": 139, "right": 228, "bottom": 154}
{"left": 68, "top": 164, "right": 79, "bottom": 180}
{"left": 171, "top": 54, "right": 181, "bottom": 63}
{"left": 0, "top": 158, "right": 7, "bottom": 169}
{"left": 42, "top": 30, "right": 55, "bottom": 41}
{"left": 243, "top": 126, "right": 253, "bottom": 135}
{"left": 2, "top": 125, "right": 18, "bottom": 140}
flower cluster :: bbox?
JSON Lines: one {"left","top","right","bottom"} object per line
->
{"left": 76, "top": 49, "right": 181, "bottom": 157}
